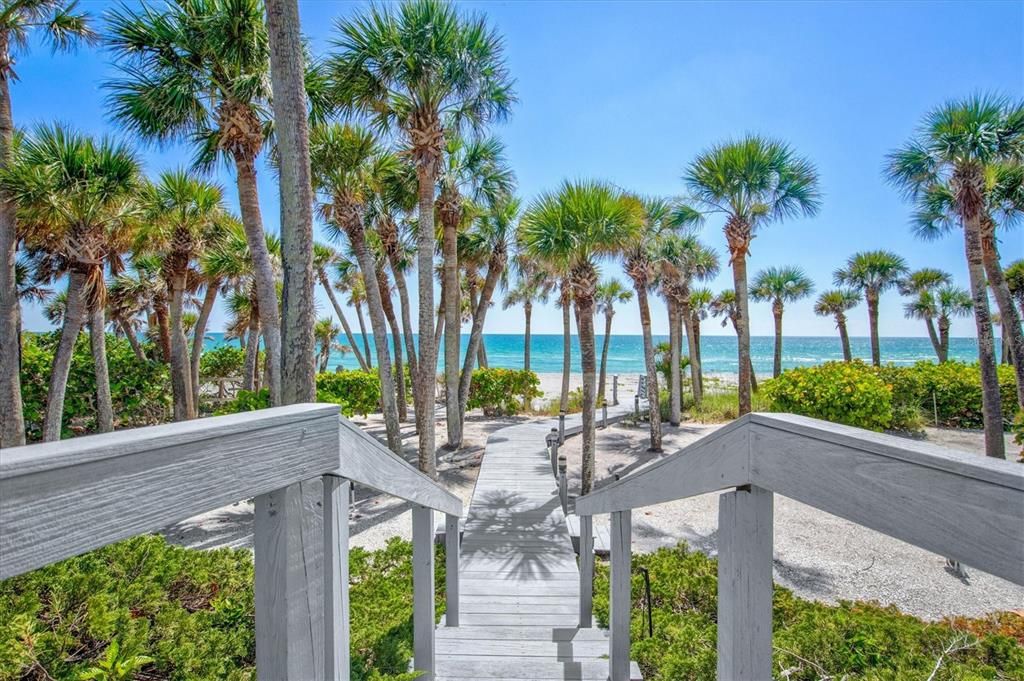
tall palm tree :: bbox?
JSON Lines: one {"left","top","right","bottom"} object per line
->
{"left": 137, "top": 170, "right": 225, "bottom": 420}
{"left": 0, "top": 0, "right": 96, "bottom": 447}
{"left": 688, "top": 286, "right": 713, "bottom": 394}
{"left": 834, "top": 250, "right": 908, "bottom": 367}
{"left": 751, "top": 266, "right": 814, "bottom": 378}
{"left": 898, "top": 268, "right": 952, "bottom": 362}
{"left": 328, "top": 0, "right": 514, "bottom": 476}
{"left": 106, "top": 0, "right": 299, "bottom": 406}
{"left": 310, "top": 123, "right": 402, "bottom": 453}
{"left": 935, "top": 285, "right": 974, "bottom": 363}
{"left": 520, "top": 180, "right": 640, "bottom": 494}
{"left": 886, "top": 94, "right": 1022, "bottom": 458}
{"left": 503, "top": 259, "right": 551, "bottom": 408}
{"left": 814, "top": 289, "right": 860, "bottom": 361}
{"left": 105, "top": 269, "right": 148, "bottom": 362}
{"left": 709, "top": 288, "right": 758, "bottom": 392}
{"left": 313, "top": 242, "right": 368, "bottom": 371}
{"left": 595, "top": 279, "right": 632, "bottom": 408}
{"left": 341, "top": 270, "right": 372, "bottom": 370}
{"left": 436, "top": 135, "right": 514, "bottom": 447}
{"left": 2, "top": 124, "right": 140, "bottom": 441}
{"left": 685, "top": 135, "right": 821, "bottom": 415}
{"left": 314, "top": 317, "right": 342, "bottom": 373}
{"left": 1006, "top": 260, "right": 1024, "bottom": 319}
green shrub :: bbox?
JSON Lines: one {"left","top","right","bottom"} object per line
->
{"left": 467, "top": 368, "right": 541, "bottom": 416}
{"left": 215, "top": 371, "right": 382, "bottom": 418}
{"left": 880, "top": 361, "right": 1018, "bottom": 430}
{"left": 762, "top": 361, "right": 894, "bottom": 431}
{"left": 198, "top": 345, "right": 246, "bottom": 380}
{"left": 538, "top": 387, "right": 585, "bottom": 416}
{"left": 0, "top": 535, "right": 444, "bottom": 681}
{"left": 592, "top": 543, "right": 1024, "bottom": 681}
{"left": 654, "top": 342, "right": 690, "bottom": 388}
{"left": 20, "top": 332, "right": 170, "bottom": 441}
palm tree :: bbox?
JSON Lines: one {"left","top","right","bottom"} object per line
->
{"left": 685, "top": 135, "right": 821, "bottom": 415}
{"left": 503, "top": 259, "right": 552, "bottom": 408}
{"left": 137, "top": 171, "right": 225, "bottom": 420}
{"left": 436, "top": 135, "right": 514, "bottom": 447}
{"left": 314, "top": 317, "right": 343, "bottom": 373}
{"left": 106, "top": 0, "right": 291, "bottom": 405}
{"left": 751, "top": 266, "right": 814, "bottom": 378}
{"left": 313, "top": 242, "right": 368, "bottom": 371}
{"left": 834, "top": 250, "right": 908, "bottom": 367}
{"left": 814, "top": 289, "right": 860, "bottom": 361}
{"left": 935, "top": 285, "right": 974, "bottom": 363}
{"left": 709, "top": 288, "right": 758, "bottom": 391}
{"left": 328, "top": 0, "right": 514, "bottom": 476}
{"left": 1006, "top": 260, "right": 1024, "bottom": 319}
{"left": 2, "top": 124, "right": 140, "bottom": 441}
{"left": 595, "top": 279, "right": 632, "bottom": 408}
{"left": 688, "top": 286, "right": 713, "bottom": 394}
{"left": 341, "top": 271, "right": 372, "bottom": 370}
{"left": 886, "top": 95, "right": 1023, "bottom": 458}
{"left": 521, "top": 180, "right": 640, "bottom": 494}
{"left": 899, "top": 268, "right": 952, "bottom": 362}
{"left": 456, "top": 197, "right": 518, "bottom": 422}
{"left": 0, "top": 0, "right": 96, "bottom": 448}
{"left": 310, "top": 123, "right": 402, "bottom": 453}
{"left": 105, "top": 270, "right": 148, "bottom": 362}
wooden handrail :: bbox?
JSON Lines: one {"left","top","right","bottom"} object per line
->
{"left": 573, "top": 412, "right": 1024, "bottom": 681}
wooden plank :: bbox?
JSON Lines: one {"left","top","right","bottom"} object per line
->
{"left": 574, "top": 417, "right": 750, "bottom": 515}
{"left": 717, "top": 485, "right": 773, "bottom": 681}
{"left": 254, "top": 479, "right": 324, "bottom": 680}
{"left": 609, "top": 510, "right": 631, "bottom": 681}
{"left": 412, "top": 505, "right": 436, "bottom": 680}
{"left": 578, "top": 514, "right": 593, "bottom": 628}
{"left": 334, "top": 417, "right": 461, "bottom": 516}
{"left": 324, "top": 476, "right": 350, "bottom": 681}
{"left": 435, "top": 638, "right": 610, "bottom": 657}
{"left": 445, "top": 513, "right": 460, "bottom": 627}
{"left": 433, "top": 658, "right": 640, "bottom": 679}
{"left": 1, "top": 404, "right": 339, "bottom": 579}
{"left": 435, "top": 626, "right": 611, "bottom": 642}
{"left": 450, "top": 613, "right": 582, "bottom": 626}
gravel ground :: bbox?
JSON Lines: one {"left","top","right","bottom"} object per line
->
{"left": 558, "top": 422, "right": 1024, "bottom": 621}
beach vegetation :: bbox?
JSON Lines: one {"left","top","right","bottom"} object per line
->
{"left": 762, "top": 361, "right": 895, "bottom": 431}
{"left": 214, "top": 369, "right": 382, "bottom": 418}
{"left": 467, "top": 367, "right": 541, "bottom": 416}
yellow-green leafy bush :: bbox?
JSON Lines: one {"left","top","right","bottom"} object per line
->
{"left": 762, "top": 361, "right": 894, "bottom": 431}
{"left": 467, "top": 368, "right": 541, "bottom": 416}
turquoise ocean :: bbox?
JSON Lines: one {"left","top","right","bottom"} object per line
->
{"left": 203, "top": 333, "right": 985, "bottom": 376}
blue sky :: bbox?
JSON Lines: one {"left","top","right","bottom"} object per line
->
{"left": 13, "top": 0, "right": 1023, "bottom": 337}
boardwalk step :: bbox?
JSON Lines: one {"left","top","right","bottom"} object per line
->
{"left": 434, "top": 658, "right": 643, "bottom": 680}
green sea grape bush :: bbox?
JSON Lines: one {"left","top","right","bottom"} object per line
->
{"left": 198, "top": 345, "right": 246, "bottom": 380}
{"left": 880, "top": 361, "right": 1018, "bottom": 430}
{"left": 20, "top": 332, "right": 170, "bottom": 441}
{"left": 762, "top": 361, "right": 894, "bottom": 431}
{"left": 215, "top": 371, "right": 382, "bottom": 417}
{"left": 467, "top": 368, "right": 542, "bottom": 416}
{"left": 592, "top": 544, "right": 1024, "bottom": 681}
{"left": 0, "top": 535, "right": 445, "bottom": 681}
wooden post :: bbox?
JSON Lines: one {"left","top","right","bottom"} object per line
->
{"left": 558, "top": 453, "right": 568, "bottom": 514}
{"left": 412, "top": 505, "right": 435, "bottom": 680}
{"left": 609, "top": 509, "right": 632, "bottom": 681}
{"left": 612, "top": 375, "right": 618, "bottom": 406}
{"left": 445, "top": 513, "right": 460, "bottom": 627}
{"left": 634, "top": 394, "right": 640, "bottom": 419}
{"left": 548, "top": 429, "right": 559, "bottom": 478}
{"left": 323, "top": 476, "right": 350, "bottom": 681}
{"left": 255, "top": 480, "right": 324, "bottom": 680}
{"left": 579, "top": 514, "right": 594, "bottom": 628}
{"left": 602, "top": 404, "right": 608, "bottom": 429}
{"left": 558, "top": 411, "right": 566, "bottom": 444}
{"left": 718, "top": 486, "right": 773, "bottom": 681}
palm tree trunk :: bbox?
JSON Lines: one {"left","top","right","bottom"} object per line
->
{"left": 682, "top": 298, "right": 701, "bottom": 406}
{"left": 962, "top": 211, "right": 1005, "bottom": 459}
{"left": 154, "top": 301, "right": 171, "bottom": 363}
{"left": 772, "top": 301, "right": 783, "bottom": 379}
{"left": 43, "top": 271, "right": 87, "bottom": 441}
{"left": 168, "top": 273, "right": 196, "bottom": 421}
{"left": 90, "top": 304, "right": 114, "bottom": 434}
{"left": 693, "top": 311, "right": 704, "bottom": 396}
{"left": 668, "top": 298, "right": 681, "bottom": 426}
{"left": 378, "top": 266, "right": 408, "bottom": 422}
{"left": 598, "top": 309, "right": 613, "bottom": 407}
{"left": 233, "top": 156, "right": 282, "bottom": 405}
{"left": 265, "top": 0, "right": 317, "bottom": 406}
{"left": 388, "top": 258, "right": 418, "bottom": 378}
{"left": 981, "top": 220, "right": 1024, "bottom": 407}
{"left": 523, "top": 301, "right": 532, "bottom": 410}
{"left": 319, "top": 269, "right": 368, "bottom": 371}
{"left": 732, "top": 253, "right": 753, "bottom": 415}
{"left": 354, "top": 301, "right": 372, "bottom": 369}
{"left": 120, "top": 320, "right": 146, "bottom": 361}
{"left": 867, "top": 291, "right": 881, "bottom": 367}
{"left": 477, "top": 339, "right": 487, "bottom": 369}
{"left": 560, "top": 280, "right": 572, "bottom": 413}
{"left": 348, "top": 221, "right": 402, "bottom": 453}
{"left": 442, "top": 215, "right": 461, "bottom": 449}
{"left": 242, "top": 314, "right": 259, "bottom": 391}
{"left": 938, "top": 317, "right": 950, "bottom": 364}
{"left": 458, "top": 252, "right": 504, "bottom": 420}
{"left": 191, "top": 282, "right": 218, "bottom": 407}
{"left": 0, "top": 73, "right": 24, "bottom": 447}
{"left": 635, "top": 282, "right": 662, "bottom": 451}
{"left": 415, "top": 165, "right": 438, "bottom": 477}
{"left": 924, "top": 317, "right": 942, "bottom": 363}
{"left": 574, "top": 289, "right": 598, "bottom": 495}
{"left": 837, "top": 313, "right": 852, "bottom": 362}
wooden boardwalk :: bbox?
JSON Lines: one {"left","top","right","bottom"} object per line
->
{"left": 435, "top": 406, "right": 641, "bottom": 680}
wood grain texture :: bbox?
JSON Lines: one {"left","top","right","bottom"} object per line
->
{"left": 717, "top": 486, "right": 773, "bottom": 681}
{"left": 445, "top": 513, "right": 460, "bottom": 627}
{"left": 413, "top": 505, "right": 436, "bottom": 680}
{"left": 334, "top": 417, "right": 461, "bottom": 516}
{"left": 324, "top": 476, "right": 350, "bottom": 681}
{"left": 1, "top": 404, "right": 339, "bottom": 579}
{"left": 609, "top": 510, "right": 631, "bottom": 681}
{"left": 578, "top": 514, "right": 593, "bottom": 628}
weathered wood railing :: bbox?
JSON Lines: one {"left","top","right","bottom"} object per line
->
{"left": 0, "top": 404, "right": 462, "bottom": 681}
{"left": 574, "top": 412, "right": 1024, "bottom": 681}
